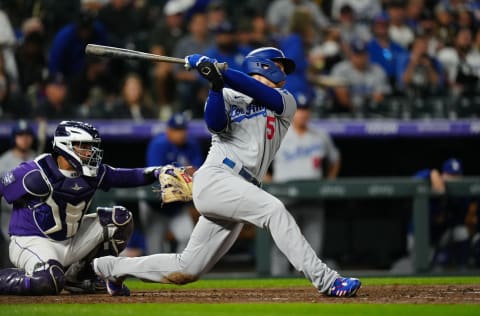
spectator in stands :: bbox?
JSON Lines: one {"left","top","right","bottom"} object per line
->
{"left": 437, "top": 27, "right": 480, "bottom": 97}
{"left": 279, "top": 8, "right": 316, "bottom": 108}
{"left": 418, "top": 10, "right": 444, "bottom": 57}
{"left": 387, "top": 1, "right": 415, "bottom": 49}
{"left": 206, "top": 0, "right": 228, "bottom": 32}
{"left": 309, "top": 27, "right": 344, "bottom": 75}
{"left": 139, "top": 112, "right": 204, "bottom": 255}
{"left": 366, "top": 12, "right": 408, "bottom": 90}
{"left": 148, "top": 1, "right": 187, "bottom": 119}
{"left": 397, "top": 35, "right": 444, "bottom": 97}
{"left": 239, "top": 10, "right": 277, "bottom": 49}
{"left": 405, "top": 0, "right": 425, "bottom": 33}
{"left": 70, "top": 57, "right": 115, "bottom": 119}
{"left": 330, "top": 0, "right": 382, "bottom": 22}
{"left": 269, "top": 102, "right": 341, "bottom": 276}
{"left": 48, "top": 9, "right": 108, "bottom": 80}
{"left": 14, "top": 17, "right": 47, "bottom": 96}
{"left": 33, "top": 74, "right": 73, "bottom": 120}
{"left": 98, "top": 0, "right": 140, "bottom": 48}
{"left": 333, "top": 4, "right": 372, "bottom": 46}
{"left": 172, "top": 12, "right": 213, "bottom": 118}
{"left": 0, "top": 54, "right": 32, "bottom": 119}
{"left": 0, "top": 9, "right": 19, "bottom": 87}
{"left": 434, "top": 3, "right": 456, "bottom": 47}
{"left": 330, "top": 38, "right": 391, "bottom": 116}
{"left": 111, "top": 73, "right": 156, "bottom": 121}
{"left": 266, "top": 0, "right": 329, "bottom": 37}
{"left": 203, "top": 21, "right": 251, "bottom": 71}
{"left": 0, "top": 120, "right": 37, "bottom": 268}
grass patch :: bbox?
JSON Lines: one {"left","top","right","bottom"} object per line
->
{"left": 3, "top": 303, "right": 480, "bottom": 316}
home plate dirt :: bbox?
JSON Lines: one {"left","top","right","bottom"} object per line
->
{"left": 1, "top": 285, "right": 479, "bottom": 304}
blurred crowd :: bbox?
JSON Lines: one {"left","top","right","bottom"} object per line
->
{"left": 1, "top": 0, "right": 480, "bottom": 121}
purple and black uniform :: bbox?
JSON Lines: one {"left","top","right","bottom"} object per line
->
{"left": 0, "top": 120, "right": 159, "bottom": 296}
{"left": 4, "top": 154, "right": 153, "bottom": 240}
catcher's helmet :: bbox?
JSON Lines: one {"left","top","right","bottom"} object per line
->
{"left": 53, "top": 120, "right": 103, "bottom": 177}
{"left": 242, "top": 47, "right": 295, "bottom": 84}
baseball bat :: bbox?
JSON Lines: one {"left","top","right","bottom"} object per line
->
{"left": 85, "top": 44, "right": 228, "bottom": 71}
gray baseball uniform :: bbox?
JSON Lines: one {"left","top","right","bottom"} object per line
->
{"left": 94, "top": 86, "right": 339, "bottom": 293}
{"left": 271, "top": 127, "right": 340, "bottom": 275}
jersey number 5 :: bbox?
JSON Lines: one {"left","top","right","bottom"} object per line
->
{"left": 266, "top": 116, "right": 275, "bottom": 140}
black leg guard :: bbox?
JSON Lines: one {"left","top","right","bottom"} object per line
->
{"left": 0, "top": 260, "right": 64, "bottom": 295}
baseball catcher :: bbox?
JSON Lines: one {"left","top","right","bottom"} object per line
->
{"left": 0, "top": 120, "right": 167, "bottom": 296}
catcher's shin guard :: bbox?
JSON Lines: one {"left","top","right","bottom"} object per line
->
{"left": 0, "top": 260, "right": 65, "bottom": 295}
{"left": 64, "top": 207, "right": 133, "bottom": 294}
{"left": 96, "top": 206, "right": 134, "bottom": 256}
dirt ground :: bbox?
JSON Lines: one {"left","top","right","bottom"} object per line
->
{"left": 1, "top": 285, "right": 480, "bottom": 304}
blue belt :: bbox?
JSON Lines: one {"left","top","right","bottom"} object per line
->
{"left": 222, "top": 158, "right": 261, "bottom": 187}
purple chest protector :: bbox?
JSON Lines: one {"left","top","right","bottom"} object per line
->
{"left": 9, "top": 155, "right": 100, "bottom": 240}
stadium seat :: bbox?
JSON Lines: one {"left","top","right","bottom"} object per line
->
{"left": 452, "top": 96, "right": 480, "bottom": 118}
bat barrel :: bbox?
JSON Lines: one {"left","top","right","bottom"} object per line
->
{"left": 85, "top": 44, "right": 228, "bottom": 71}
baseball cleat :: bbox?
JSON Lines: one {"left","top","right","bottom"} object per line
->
{"left": 326, "top": 277, "right": 361, "bottom": 297}
{"left": 105, "top": 279, "right": 130, "bottom": 296}
{"left": 93, "top": 257, "right": 130, "bottom": 296}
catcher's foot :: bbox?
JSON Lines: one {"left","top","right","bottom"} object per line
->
{"left": 93, "top": 257, "right": 130, "bottom": 296}
{"left": 64, "top": 276, "right": 107, "bottom": 294}
{"left": 325, "top": 277, "right": 361, "bottom": 297}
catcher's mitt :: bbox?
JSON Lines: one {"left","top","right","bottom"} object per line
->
{"left": 153, "top": 165, "right": 193, "bottom": 204}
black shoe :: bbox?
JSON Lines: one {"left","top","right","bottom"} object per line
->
{"left": 64, "top": 276, "right": 107, "bottom": 294}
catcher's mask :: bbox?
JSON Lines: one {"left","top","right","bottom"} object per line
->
{"left": 242, "top": 47, "right": 296, "bottom": 84}
{"left": 53, "top": 120, "right": 103, "bottom": 177}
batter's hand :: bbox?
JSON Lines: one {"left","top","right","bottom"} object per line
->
{"left": 185, "top": 54, "right": 217, "bottom": 70}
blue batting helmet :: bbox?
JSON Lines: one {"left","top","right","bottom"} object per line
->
{"left": 242, "top": 47, "right": 296, "bottom": 84}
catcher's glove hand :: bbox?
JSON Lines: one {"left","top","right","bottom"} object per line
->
{"left": 152, "top": 165, "right": 193, "bottom": 204}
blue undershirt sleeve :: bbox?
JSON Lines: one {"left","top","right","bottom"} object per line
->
{"left": 204, "top": 90, "right": 228, "bottom": 132}
{"left": 222, "top": 68, "right": 284, "bottom": 114}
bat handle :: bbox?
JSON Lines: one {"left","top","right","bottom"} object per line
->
{"left": 216, "top": 62, "right": 228, "bottom": 72}
{"left": 185, "top": 61, "right": 228, "bottom": 72}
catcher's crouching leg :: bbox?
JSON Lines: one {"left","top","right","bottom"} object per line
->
{"left": 64, "top": 206, "right": 133, "bottom": 294}
{"left": 0, "top": 260, "right": 65, "bottom": 295}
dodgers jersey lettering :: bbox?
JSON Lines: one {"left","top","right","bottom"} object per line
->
{"left": 203, "top": 87, "right": 297, "bottom": 180}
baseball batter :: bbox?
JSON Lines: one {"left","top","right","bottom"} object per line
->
{"left": 93, "top": 47, "right": 361, "bottom": 297}
{"left": 0, "top": 121, "right": 162, "bottom": 295}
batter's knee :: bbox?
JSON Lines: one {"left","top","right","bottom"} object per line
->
{"left": 161, "top": 271, "right": 199, "bottom": 285}
{"left": 260, "top": 198, "right": 288, "bottom": 227}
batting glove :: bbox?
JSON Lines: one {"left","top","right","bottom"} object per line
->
{"left": 185, "top": 54, "right": 217, "bottom": 70}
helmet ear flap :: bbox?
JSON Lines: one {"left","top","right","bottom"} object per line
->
{"left": 243, "top": 57, "right": 286, "bottom": 84}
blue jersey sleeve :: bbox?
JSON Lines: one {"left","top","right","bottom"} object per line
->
{"left": 204, "top": 90, "right": 228, "bottom": 132}
{"left": 222, "top": 68, "right": 284, "bottom": 114}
